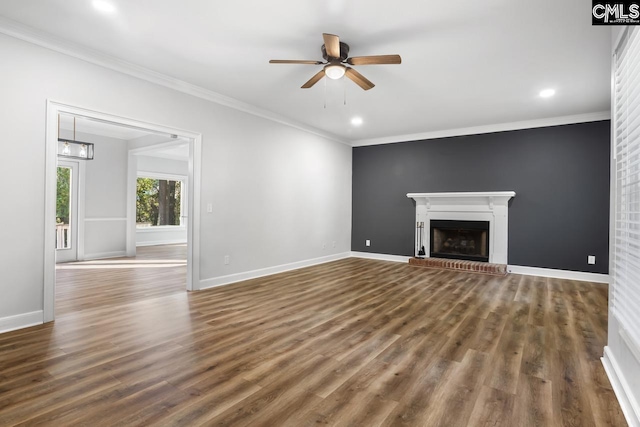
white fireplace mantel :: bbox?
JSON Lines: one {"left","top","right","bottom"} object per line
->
{"left": 406, "top": 191, "right": 516, "bottom": 264}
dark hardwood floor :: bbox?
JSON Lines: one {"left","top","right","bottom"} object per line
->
{"left": 0, "top": 252, "right": 627, "bottom": 426}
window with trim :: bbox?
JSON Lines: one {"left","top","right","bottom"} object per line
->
{"left": 136, "top": 177, "right": 184, "bottom": 227}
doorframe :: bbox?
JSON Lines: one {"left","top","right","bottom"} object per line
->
{"left": 44, "top": 100, "right": 202, "bottom": 322}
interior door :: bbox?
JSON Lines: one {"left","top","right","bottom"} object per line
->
{"left": 56, "top": 160, "right": 79, "bottom": 263}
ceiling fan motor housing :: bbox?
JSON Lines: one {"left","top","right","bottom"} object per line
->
{"left": 322, "top": 42, "right": 350, "bottom": 61}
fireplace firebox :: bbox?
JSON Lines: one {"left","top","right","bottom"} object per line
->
{"left": 430, "top": 220, "right": 490, "bottom": 263}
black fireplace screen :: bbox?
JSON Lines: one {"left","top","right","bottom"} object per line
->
{"left": 430, "top": 220, "right": 490, "bottom": 263}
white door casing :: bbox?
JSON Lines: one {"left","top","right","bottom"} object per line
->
{"left": 44, "top": 100, "right": 202, "bottom": 322}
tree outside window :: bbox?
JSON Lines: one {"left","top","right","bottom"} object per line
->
{"left": 136, "top": 178, "right": 182, "bottom": 227}
{"left": 56, "top": 167, "right": 71, "bottom": 225}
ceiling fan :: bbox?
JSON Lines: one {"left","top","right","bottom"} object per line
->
{"left": 269, "top": 33, "right": 401, "bottom": 91}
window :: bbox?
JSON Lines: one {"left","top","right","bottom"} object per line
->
{"left": 612, "top": 27, "right": 640, "bottom": 353}
{"left": 136, "top": 177, "right": 184, "bottom": 227}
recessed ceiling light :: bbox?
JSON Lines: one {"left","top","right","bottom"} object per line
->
{"left": 351, "top": 117, "right": 363, "bottom": 126}
{"left": 539, "top": 88, "right": 556, "bottom": 98}
{"left": 92, "top": 0, "right": 116, "bottom": 13}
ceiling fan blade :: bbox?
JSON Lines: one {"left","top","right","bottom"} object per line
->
{"left": 345, "top": 67, "right": 375, "bottom": 90}
{"left": 269, "top": 60, "right": 323, "bottom": 65}
{"left": 347, "top": 55, "right": 402, "bottom": 65}
{"left": 301, "top": 69, "right": 326, "bottom": 88}
{"left": 323, "top": 33, "right": 341, "bottom": 58}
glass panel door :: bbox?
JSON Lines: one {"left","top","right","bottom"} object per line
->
{"left": 56, "top": 160, "right": 78, "bottom": 263}
{"left": 56, "top": 166, "right": 72, "bottom": 249}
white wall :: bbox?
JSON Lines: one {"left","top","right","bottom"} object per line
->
{"left": 604, "top": 315, "right": 640, "bottom": 426}
{"left": 135, "top": 155, "right": 188, "bottom": 246}
{"left": 60, "top": 131, "right": 129, "bottom": 259}
{"left": 136, "top": 227, "right": 187, "bottom": 247}
{"left": 0, "top": 33, "right": 352, "bottom": 325}
{"left": 136, "top": 155, "right": 188, "bottom": 176}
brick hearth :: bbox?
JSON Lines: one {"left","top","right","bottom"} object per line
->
{"left": 408, "top": 257, "right": 508, "bottom": 275}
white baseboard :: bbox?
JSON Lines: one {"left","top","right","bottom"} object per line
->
{"left": 199, "top": 252, "right": 351, "bottom": 290}
{"left": 350, "top": 251, "right": 412, "bottom": 263}
{"left": 136, "top": 240, "right": 187, "bottom": 247}
{"left": 507, "top": 265, "right": 610, "bottom": 283}
{"left": 82, "top": 251, "right": 127, "bottom": 261}
{"left": 602, "top": 346, "right": 640, "bottom": 427}
{"left": 0, "top": 310, "right": 43, "bottom": 334}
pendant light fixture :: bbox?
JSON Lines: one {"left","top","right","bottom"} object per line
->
{"left": 57, "top": 115, "right": 94, "bottom": 160}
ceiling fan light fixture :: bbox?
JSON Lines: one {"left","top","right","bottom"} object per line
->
{"left": 269, "top": 33, "right": 401, "bottom": 90}
{"left": 324, "top": 64, "right": 346, "bottom": 80}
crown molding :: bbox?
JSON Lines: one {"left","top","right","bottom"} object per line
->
{"left": 0, "top": 16, "right": 349, "bottom": 146}
{"left": 351, "top": 111, "right": 611, "bottom": 147}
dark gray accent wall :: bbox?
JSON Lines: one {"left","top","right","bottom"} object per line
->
{"left": 352, "top": 121, "right": 610, "bottom": 274}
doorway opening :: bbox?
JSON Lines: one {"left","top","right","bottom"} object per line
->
{"left": 45, "top": 101, "right": 201, "bottom": 322}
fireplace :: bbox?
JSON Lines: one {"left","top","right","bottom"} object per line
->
{"left": 407, "top": 192, "right": 515, "bottom": 265}
{"left": 430, "top": 220, "right": 490, "bottom": 263}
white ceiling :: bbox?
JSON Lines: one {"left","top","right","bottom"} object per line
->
{"left": 0, "top": 0, "right": 611, "bottom": 143}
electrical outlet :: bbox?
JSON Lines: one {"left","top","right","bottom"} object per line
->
{"left": 365, "top": 239, "right": 371, "bottom": 247}
{"left": 224, "top": 255, "right": 230, "bottom": 265}
{"left": 588, "top": 255, "right": 596, "bottom": 265}
{"left": 332, "top": 241, "right": 336, "bottom": 248}
{"left": 322, "top": 243, "right": 326, "bottom": 249}
{"left": 207, "top": 203, "right": 213, "bottom": 213}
